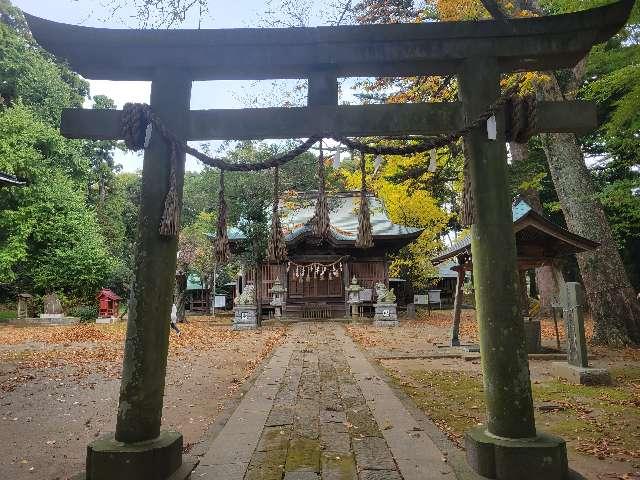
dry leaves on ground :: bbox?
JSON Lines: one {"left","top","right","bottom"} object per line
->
{"left": 344, "top": 325, "right": 386, "bottom": 348}
{"left": 0, "top": 322, "right": 287, "bottom": 393}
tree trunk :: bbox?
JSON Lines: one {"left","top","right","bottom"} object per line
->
{"left": 509, "top": 141, "right": 556, "bottom": 315}
{"left": 174, "top": 273, "right": 187, "bottom": 323}
{"left": 536, "top": 77, "right": 640, "bottom": 346}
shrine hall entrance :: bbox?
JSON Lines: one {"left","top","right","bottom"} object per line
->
{"left": 247, "top": 258, "right": 389, "bottom": 319}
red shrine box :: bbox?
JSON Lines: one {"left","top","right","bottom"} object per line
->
{"left": 97, "top": 288, "right": 121, "bottom": 318}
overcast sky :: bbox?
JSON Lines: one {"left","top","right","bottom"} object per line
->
{"left": 13, "top": 0, "right": 355, "bottom": 172}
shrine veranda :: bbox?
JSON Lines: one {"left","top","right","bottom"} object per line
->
{"left": 22, "top": 2, "right": 635, "bottom": 479}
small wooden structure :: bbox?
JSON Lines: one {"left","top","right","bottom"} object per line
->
{"left": 97, "top": 288, "right": 121, "bottom": 318}
{"left": 17, "top": 293, "right": 32, "bottom": 319}
{"left": 432, "top": 199, "right": 600, "bottom": 345}
{"left": 185, "top": 274, "right": 210, "bottom": 314}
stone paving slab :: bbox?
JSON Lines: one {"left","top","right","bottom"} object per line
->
{"left": 194, "top": 323, "right": 456, "bottom": 480}
{"left": 337, "top": 327, "right": 454, "bottom": 480}
{"left": 192, "top": 326, "right": 300, "bottom": 479}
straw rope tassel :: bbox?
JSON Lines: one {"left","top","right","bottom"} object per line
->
{"left": 159, "top": 142, "right": 181, "bottom": 237}
{"left": 356, "top": 153, "right": 373, "bottom": 249}
{"left": 461, "top": 143, "right": 475, "bottom": 228}
{"left": 313, "top": 140, "right": 330, "bottom": 238}
{"left": 267, "top": 166, "right": 288, "bottom": 263}
{"left": 214, "top": 171, "right": 231, "bottom": 264}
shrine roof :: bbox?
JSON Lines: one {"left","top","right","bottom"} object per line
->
{"left": 0, "top": 172, "right": 25, "bottom": 187}
{"left": 186, "top": 274, "right": 205, "bottom": 291}
{"left": 97, "top": 288, "right": 121, "bottom": 300}
{"left": 228, "top": 191, "right": 423, "bottom": 246}
{"left": 431, "top": 199, "right": 600, "bottom": 265}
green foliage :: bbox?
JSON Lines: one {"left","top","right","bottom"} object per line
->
{"left": 68, "top": 305, "right": 99, "bottom": 323}
{"left": 0, "top": 20, "right": 88, "bottom": 125}
{"left": 0, "top": 13, "right": 123, "bottom": 302}
{"left": 9, "top": 170, "right": 116, "bottom": 298}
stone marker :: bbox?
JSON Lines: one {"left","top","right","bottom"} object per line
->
{"left": 41, "top": 293, "right": 63, "bottom": 318}
{"left": 406, "top": 303, "right": 416, "bottom": 320}
{"left": 523, "top": 318, "right": 542, "bottom": 354}
{"left": 552, "top": 282, "right": 611, "bottom": 385}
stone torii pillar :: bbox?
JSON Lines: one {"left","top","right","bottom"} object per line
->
{"left": 87, "top": 72, "right": 192, "bottom": 479}
{"left": 460, "top": 58, "right": 566, "bottom": 479}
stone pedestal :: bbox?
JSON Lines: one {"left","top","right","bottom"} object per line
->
{"left": 86, "top": 431, "right": 184, "bottom": 480}
{"left": 373, "top": 303, "right": 398, "bottom": 327}
{"left": 523, "top": 320, "right": 541, "bottom": 353}
{"left": 349, "top": 303, "right": 360, "bottom": 318}
{"left": 233, "top": 305, "right": 258, "bottom": 330}
{"left": 465, "top": 426, "right": 568, "bottom": 480}
{"left": 96, "top": 317, "right": 116, "bottom": 324}
{"left": 551, "top": 362, "right": 612, "bottom": 386}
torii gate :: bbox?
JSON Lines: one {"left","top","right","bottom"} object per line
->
{"left": 25, "top": 2, "right": 632, "bottom": 479}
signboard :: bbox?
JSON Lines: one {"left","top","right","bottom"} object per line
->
{"left": 214, "top": 295, "right": 226, "bottom": 308}
{"left": 414, "top": 294, "right": 428, "bottom": 305}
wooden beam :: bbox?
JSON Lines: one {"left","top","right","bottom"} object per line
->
{"left": 24, "top": 1, "right": 632, "bottom": 80}
{"left": 61, "top": 101, "right": 596, "bottom": 141}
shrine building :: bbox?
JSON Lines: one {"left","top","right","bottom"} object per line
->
{"left": 229, "top": 191, "right": 423, "bottom": 318}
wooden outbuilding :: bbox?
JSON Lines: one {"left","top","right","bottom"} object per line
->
{"left": 97, "top": 289, "right": 121, "bottom": 318}
{"left": 432, "top": 199, "right": 600, "bottom": 345}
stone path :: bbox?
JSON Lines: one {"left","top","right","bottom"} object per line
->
{"left": 192, "top": 323, "right": 454, "bottom": 480}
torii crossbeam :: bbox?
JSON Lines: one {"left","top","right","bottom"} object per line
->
{"left": 25, "top": 2, "right": 633, "bottom": 479}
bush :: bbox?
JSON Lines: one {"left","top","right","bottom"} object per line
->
{"left": 68, "top": 305, "right": 98, "bottom": 323}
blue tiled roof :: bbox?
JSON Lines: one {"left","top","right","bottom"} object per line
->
{"left": 433, "top": 199, "right": 533, "bottom": 261}
{"left": 228, "top": 192, "right": 423, "bottom": 243}
{"left": 512, "top": 199, "right": 532, "bottom": 221}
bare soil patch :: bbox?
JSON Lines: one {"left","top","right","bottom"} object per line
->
{"left": 0, "top": 320, "right": 286, "bottom": 480}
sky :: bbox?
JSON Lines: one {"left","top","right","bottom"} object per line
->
{"left": 13, "top": 0, "right": 357, "bottom": 172}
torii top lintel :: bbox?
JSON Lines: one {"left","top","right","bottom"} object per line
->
{"left": 25, "top": 0, "right": 632, "bottom": 82}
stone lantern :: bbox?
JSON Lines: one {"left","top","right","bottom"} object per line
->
{"left": 346, "top": 276, "right": 362, "bottom": 317}
{"left": 269, "top": 277, "right": 287, "bottom": 318}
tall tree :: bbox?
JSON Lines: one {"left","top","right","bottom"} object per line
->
{"left": 489, "top": 0, "right": 640, "bottom": 345}
{"left": 0, "top": 4, "right": 117, "bottom": 301}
